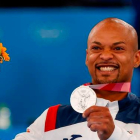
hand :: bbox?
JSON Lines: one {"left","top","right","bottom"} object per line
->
{"left": 83, "top": 106, "right": 115, "bottom": 140}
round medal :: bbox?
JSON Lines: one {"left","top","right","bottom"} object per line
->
{"left": 70, "top": 86, "right": 97, "bottom": 113}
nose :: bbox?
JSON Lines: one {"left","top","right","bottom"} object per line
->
{"left": 99, "top": 50, "right": 113, "bottom": 61}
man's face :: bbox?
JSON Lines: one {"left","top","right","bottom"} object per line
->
{"left": 86, "top": 23, "right": 138, "bottom": 84}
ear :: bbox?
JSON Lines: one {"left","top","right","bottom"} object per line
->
{"left": 85, "top": 49, "right": 88, "bottom": 66}
{"left": 134, "top": 50, "right": 140, "bottom": 68}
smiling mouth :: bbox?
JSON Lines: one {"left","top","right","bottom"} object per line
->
{"left": 98, "top": 66, "right": 117, "bottom": 71}
{"left": 96, "top": 64, "right": 119, "bottom": 72}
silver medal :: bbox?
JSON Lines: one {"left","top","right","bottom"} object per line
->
{"left": 70, "top": 86, "right": 97, "bottom": 113}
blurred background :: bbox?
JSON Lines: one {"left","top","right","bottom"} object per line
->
{"left": 0, "top": 0, "right": 140, "bottom": 139}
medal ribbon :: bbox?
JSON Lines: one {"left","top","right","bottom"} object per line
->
{"left": 84, "top": 82, "right": 131, "bottom": 92}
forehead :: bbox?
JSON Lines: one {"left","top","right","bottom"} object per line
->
{"left": 88, "top": 23, "right": 130, "bottom": 41}
{"left": 87, "top": 22, "right": 137, "bottom": 50}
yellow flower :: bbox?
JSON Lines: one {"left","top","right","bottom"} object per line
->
{"left": 0, "top": 43, "right": 10, "bottom": 63}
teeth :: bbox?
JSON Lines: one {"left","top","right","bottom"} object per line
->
{"left": 100, "top": 67, "right": 116, "bottom": 71}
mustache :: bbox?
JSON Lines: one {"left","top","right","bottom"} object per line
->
{"left": 95, "top": 61, "right": 120, "bottom": 67}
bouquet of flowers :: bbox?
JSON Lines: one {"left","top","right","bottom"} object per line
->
{"left": 0, "top": 43, "right": 10, "bottom": 63}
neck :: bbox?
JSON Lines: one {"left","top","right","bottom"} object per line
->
{"left": 94, "top": 89, "right": 128, "bottom": 102}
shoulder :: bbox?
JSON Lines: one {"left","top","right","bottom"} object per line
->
{"left": 128, "top": 93, "right": 140, "bottom": 104}
{"left": 56, "top": 105, "right": 86, "bottom": 128}
{"left": 58, "top": 104, "right": 75, "bottom": 113}
{"left": 117, "top": 93, "right": 140, "bottom": 123}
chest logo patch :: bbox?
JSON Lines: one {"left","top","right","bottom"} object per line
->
{"left": 63, "top": 134, "right": 82, "bottom": 140}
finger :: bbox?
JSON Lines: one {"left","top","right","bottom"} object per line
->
{"left": 89, "top": 123, "right": 107, "bottom": 134}
{"left": 89, "top": 122, "right": 102, "bottom": 132}
{"left": 87, "top": 119, "right": 102, "bottom": 128}
{"left": 83, "top": 106, "right": 109, "bottom": 118}
{"left": 87, "top": 117, "right": 110, "bottom": 128}
{"left": 87, "top": 112, "right": 106, "bottom": 120}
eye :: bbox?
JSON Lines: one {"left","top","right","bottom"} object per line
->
{"left": 92, "top": 46, "right": 101, "bottom": 50}
{"left": 114, "top": 47, "right": 124, "bottom": 51}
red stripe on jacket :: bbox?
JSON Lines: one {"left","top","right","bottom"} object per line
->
{"left": 44, "top": 104, "right": 61, "bottom": 132}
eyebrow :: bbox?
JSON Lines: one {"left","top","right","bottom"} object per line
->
{"left": 91, "top": 41, "right": 126, "bottom": 46}
{"left": 91, "top": 41, "right": 102, "bottom": 45}
{"left": 113, "top": 41, "right": 126, "bottom": 45}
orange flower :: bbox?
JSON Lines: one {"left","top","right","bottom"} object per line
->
{"left": 0, "top": 57, "right": 2, "bottom": 63}
{"left": 0, "top": 43, "right": 10, "bottom": 63}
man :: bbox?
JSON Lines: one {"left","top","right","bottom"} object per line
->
{"left": 14, "top": 18, "right": 140, "bottom": 140}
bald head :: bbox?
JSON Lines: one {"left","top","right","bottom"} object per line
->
{"left": 88, "top": 18, "right": 138, "bottom": 51}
